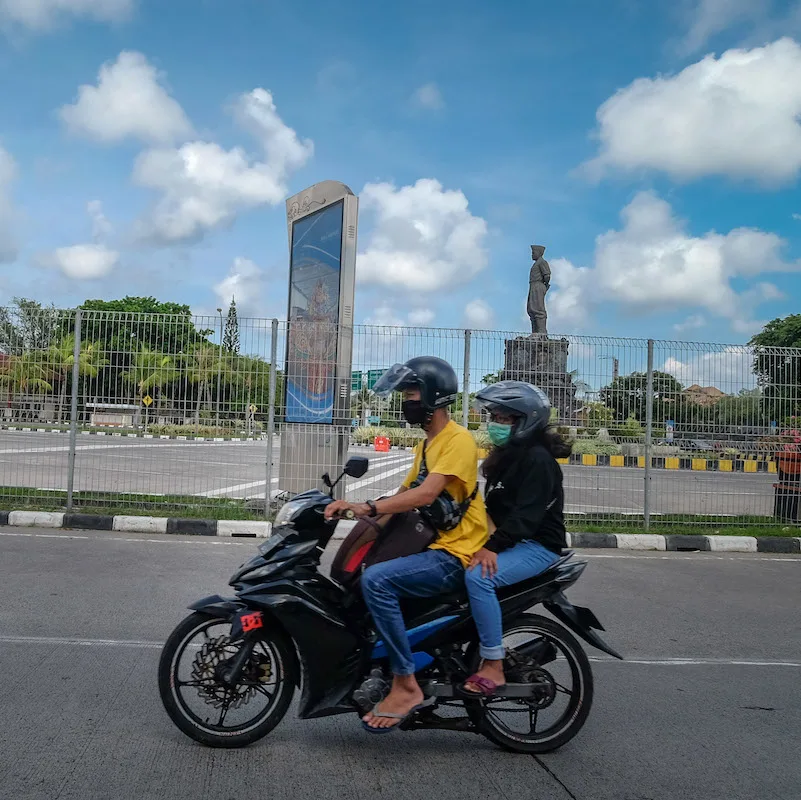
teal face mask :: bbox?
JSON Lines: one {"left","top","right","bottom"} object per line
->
{"left": 487, "top": 422, "right": 512, "bottom": 446}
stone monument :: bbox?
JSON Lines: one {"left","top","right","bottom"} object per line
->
{"left": 501, "top": 245, "right": 577, "bottom": 420}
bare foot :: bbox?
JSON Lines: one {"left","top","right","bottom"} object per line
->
{"left": 464, "top": 659, "right": 506, "bottom": 694}
{"left": 362, "top": 676, "right": 424, "bottom": 730}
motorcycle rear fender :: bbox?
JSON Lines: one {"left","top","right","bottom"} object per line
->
{"left": 544, "top": 591, "right": 623, "bottom": 660}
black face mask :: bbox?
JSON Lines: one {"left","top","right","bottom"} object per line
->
{"left": 402, "top": 400, "right": 428, "bottom": 426}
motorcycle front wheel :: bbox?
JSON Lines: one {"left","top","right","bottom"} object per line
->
{"left": 465, "top": 613, "right": 594, "bottom": 754}
{"left": 158, "top": 612, "right": 297, "bottom": 748}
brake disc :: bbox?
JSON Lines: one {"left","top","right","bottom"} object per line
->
{"left": 190, "top": 636, "right": 267, "bottom": 709}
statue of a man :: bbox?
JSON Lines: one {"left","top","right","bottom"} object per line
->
{"left": 527, "top": 244, "right": 551, "bottom": 336}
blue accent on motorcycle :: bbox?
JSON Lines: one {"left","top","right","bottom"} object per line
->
{"left": 371, "top": 615, "right": 458, "bottom": 660}
{"left": 413, "top": 651, "right": 434, "bottom": 671}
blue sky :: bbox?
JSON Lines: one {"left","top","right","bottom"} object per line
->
{"left": 0, "top": 0, "right": 800, "bottom": 345}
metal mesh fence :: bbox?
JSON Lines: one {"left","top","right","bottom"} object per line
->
{"left": 0, "top": 306, "right": 799, "bottom": 528}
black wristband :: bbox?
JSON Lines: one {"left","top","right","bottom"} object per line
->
{"left": 366, "top": 500, "right": 378, "bottom": 517}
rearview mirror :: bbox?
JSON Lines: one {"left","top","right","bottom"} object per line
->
{"left": 344, "top": 456, "right": 369, "bottom": 479}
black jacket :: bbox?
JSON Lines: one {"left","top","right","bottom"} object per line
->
{"left": 483, "top": 444, "right": 566, "bottom": 555}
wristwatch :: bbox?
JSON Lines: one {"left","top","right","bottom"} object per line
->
{"left": 366, "top": 500, "right": 378, "bottom": 517}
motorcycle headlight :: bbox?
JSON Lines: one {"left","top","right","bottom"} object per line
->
{"left": 274, "top": 498, "right": 307, "bottom": 526}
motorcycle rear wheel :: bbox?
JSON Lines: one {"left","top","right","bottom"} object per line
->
{"left": 465, "top": 613, "right": 593, "bottom": 754}
{"left": 158, "top": 612, "right": 297, "bottom": 748}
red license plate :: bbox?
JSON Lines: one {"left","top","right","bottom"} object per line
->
{"left": 240, "top": 611, "right": 264, "bottom": 632}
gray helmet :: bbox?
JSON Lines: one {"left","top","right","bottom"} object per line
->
{"left": 474, "top": 380, "right": 551, "bottom": 440}
{"left": 372, "top": 356, "right": 458, "bottom": 411}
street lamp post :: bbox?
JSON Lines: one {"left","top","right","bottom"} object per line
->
{"left": 599, "top": 355, "right": 619, "bottom": 381}
{"left": 216, "top": 308, "right": 223, "bottom": 429}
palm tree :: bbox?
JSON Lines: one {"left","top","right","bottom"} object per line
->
{"left": 184, "top": 343, "right": 223, "bottom": 426}
{"left": 122, "top": 347, "right": 179, "bottom": 428}
{"left": 46, "top": 336, "right": 109, "bottom": 422}
{"left": 0, "top": 351, "right": 53, "bottom": 420}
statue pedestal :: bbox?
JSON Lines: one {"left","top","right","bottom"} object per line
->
{"left": 501, "top": 336, "right": 577, "bottom": 421}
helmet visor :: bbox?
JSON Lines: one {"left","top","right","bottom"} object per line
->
{"left": 371, "top": 364, "right": 417, "bottom": 398}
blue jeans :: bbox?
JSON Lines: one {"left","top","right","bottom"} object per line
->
{"left": 464, "top": 540, "right": 560, "bottom": 660}
{"left": 361, "top": 550, "right": 464, "bottom": 676}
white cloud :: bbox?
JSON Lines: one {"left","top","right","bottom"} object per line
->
{"left": 408, "top": 308, "right": 435, "bottom": 326}
{"left": 546, "top": 191, "right": 795, "bottom": 334}
{"left": 49, "top": 244, "right": 119, "bottom": 279}
{"left": 662, "top": 347, "right": 756, "bottom": 392}
{"left": 412, "top": 83, "right": 444, "bottom": 110}
{"left": 464, "top": 298, "right": 494, "bottom": 329}
{"left": 793, "top": 213, "right": 801, "bottom": 221}
{"left": 87, "top": 200, "right": 112, "bottom": 240}
{"left": 134, "top": 88, "right": 313, "bottom": 244}
{"left": 673, "top": 314, "right": 707, "bottom": 333}
{"left": 60, "top": 51, "right": 192, "bottom": 145}
{"left": 357, "top": 179, "right": 488, "bottom": 293}
{"left": 585, "top": 38, "right": 801, "bottom": 183}
{"left": 544, "top": 257, "right": 593, "bottom": 332}
{"left": 0, "top": 0, "right": 133, "bottom": 31}
{"left": 679, "top": 0, "right": 763, "bottom": 55}
{"left": 213, "top": 257, "right": 264, "bottom": 315}
{"left": 0, "top": 144, "right": 17, "bottom": 263}
{"left": 363, "top": 305, "right": 438, "bottom": 327}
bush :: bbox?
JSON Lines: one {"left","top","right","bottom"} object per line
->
{"left": 148, "top": 424, "right": 257, "bottom": 438}
{"left": 571, "top": 438, "right": 623, "bottom": 456}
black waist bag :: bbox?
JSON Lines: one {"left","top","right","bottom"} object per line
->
{"left": 411, "top": 440, "right": 479, "bottom": 532}
{"left": 330, "top": 511, "right": 437, "bottom": 592}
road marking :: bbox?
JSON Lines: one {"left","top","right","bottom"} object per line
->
{"left": 346, "top": 457, "right": 414, "bottom": 493}
{"left": 1, "top": 634, "right": 799, "bottom": 669}
{"left": 198, "top": 479, "right": 278, "bottom": 498}
{"left": 590, "top": 657, "right": 801, "bottom": 667}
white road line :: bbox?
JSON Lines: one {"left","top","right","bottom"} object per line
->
{"left": 1, "top": 635, "right": 799, "bottom": 669}
{"left": 346, "top": 461, "right": 414, "bottom": 493}
{"left": 198, "top": 479, "right": 278, "bottom": 498}
{"left": 590, "top": 657, "right": 801, "bottom": 667}
{"left": 0, "top": 441, "right": 256, "bottom": 456}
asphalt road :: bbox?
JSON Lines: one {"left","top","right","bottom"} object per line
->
{"left": 0, "top": 429, "right": 778, "bottom": 518}
{"left": 0, "top": 528, "right": 799, "bottom": 800}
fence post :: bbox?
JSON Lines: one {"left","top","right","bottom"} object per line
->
{"left": 644, "top": 338, "right": 654, "bottom": 530}
{"left": 66, "top": 309, "right": 82, "bottom": 512}
{"left": 264, "top": 319, "right": 279, "bottom": 519}
{"left": 462, "top": 329, "right": 472, "bottom": 428}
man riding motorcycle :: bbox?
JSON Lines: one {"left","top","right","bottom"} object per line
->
{"left": 325, "top": 356, "right": 487, "bottom": 731}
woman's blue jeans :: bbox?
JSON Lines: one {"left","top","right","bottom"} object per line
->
{"left": 464, "top": 540, "right": 559, "bottom": 660}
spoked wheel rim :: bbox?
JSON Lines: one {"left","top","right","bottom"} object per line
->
{"left": 168, "top": 617, "right": 287, "bottom": 738}
{"left": 480, "top": 621, "right": 586, "bottom": 747}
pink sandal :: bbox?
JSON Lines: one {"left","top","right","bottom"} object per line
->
{"left": 459, "top": 673, "right": 506, "bottom": 697}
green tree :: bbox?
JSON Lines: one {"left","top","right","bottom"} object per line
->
{"left": 223, "top": 299, "right": 240, "bottom": 354}
{"left": 750, "top": 314, "right": 801, "bottom": 421}
{"left": 46, "top": 336, "right": 109, "bottom": 422}
{"left": 481, "top": 370, "right": 502, "bottom": 385}
{"left": 184, "top": 343, "right": 221, "bottom": 424}
{"left": 715, "top": 388, "right": 763, "bottom": 428}
{"left": 0, "top": 351, "right": 53, "bottom": 419}
{"left": 0, "top": 298, "right": 63, "bottom": 354}
{"left": 122, "top": 347, "right": 180, "bottom": 426}
{"left": 79, "top": 296, "right": 213, "bottom": 409}
{"left": 600, "top": 371, "right": 685, "bottom": 422}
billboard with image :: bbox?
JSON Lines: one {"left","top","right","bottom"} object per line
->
{"left": 285, "top": 200, "right": 344, "bottom": 423}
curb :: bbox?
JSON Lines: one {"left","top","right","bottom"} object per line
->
{"left": 557, "top": 454, "right": 777, "bottom": 474}
{"left": 0, "top": 511, "right": 798, "bottom": 553}
{"left": 0, "top": 425, "right": 266, "bottom": 443}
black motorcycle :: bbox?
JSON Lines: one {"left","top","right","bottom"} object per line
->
{"left": 158, "top": 457, "right": 622, "bottom": 754}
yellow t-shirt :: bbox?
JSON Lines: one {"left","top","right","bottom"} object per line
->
{"left": 401, "top": 420, "right": 488, "bottom": 567}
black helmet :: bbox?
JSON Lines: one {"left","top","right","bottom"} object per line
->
{"left": 474, "top": 380, "right": 551, "bottom": 440}
{"left": 372, "top": 356, "right": 458, "bottom": 411}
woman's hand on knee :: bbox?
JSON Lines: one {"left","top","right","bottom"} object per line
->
{"left": 467, "top": 548, "right": 498, "bottom": 579}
